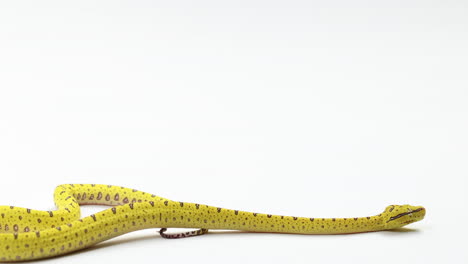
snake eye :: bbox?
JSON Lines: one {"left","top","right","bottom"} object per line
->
{"left": 406, "top": 208, "right": 414, "bottom": 216}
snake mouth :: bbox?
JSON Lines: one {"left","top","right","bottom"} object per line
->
{"left": 386, "top": 207, "right": 425, "bottom": 223}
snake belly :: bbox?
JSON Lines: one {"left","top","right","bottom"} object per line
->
{"left": 0, "top": 184, "right": 425, "bottom": 262}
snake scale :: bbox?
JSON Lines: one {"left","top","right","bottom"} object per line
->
{"left": 0, "top": 184, "right": 426, "bottom": 262}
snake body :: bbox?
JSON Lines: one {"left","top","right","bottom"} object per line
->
{"left": 0, "top": 184, "right": 425, "bottom": 262}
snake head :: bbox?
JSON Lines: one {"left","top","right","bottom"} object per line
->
{"left": 382, "top": 204, "right": 426, "bottom": 230}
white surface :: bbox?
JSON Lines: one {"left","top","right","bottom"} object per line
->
{"left": 0, "top": 0, "right": 467, "bottom": 263}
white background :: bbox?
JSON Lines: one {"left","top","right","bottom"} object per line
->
{"left": 0, "top": 1, "right": 467, "bottom": 263}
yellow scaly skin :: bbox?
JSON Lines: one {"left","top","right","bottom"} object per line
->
{"left": 0, "top": 184, "right": 426, "bottom": 262}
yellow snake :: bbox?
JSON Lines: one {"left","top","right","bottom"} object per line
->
{"left": 0, "top": 184, "right": 426, "bottom": 262}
